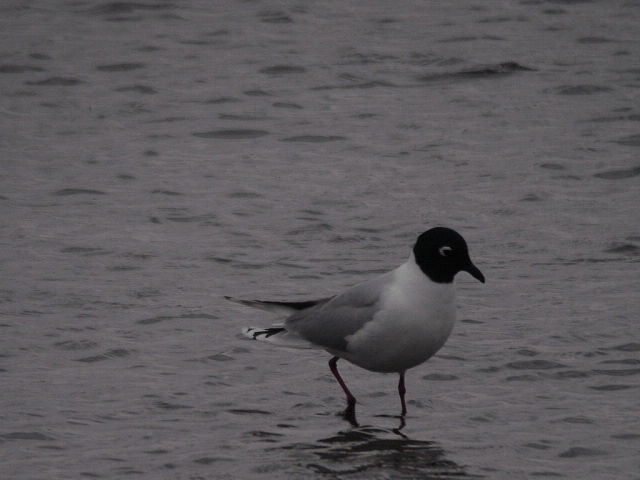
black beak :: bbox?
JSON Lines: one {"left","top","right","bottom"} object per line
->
{"left": 464, "top": 262, "right": 485, "bottom": 283}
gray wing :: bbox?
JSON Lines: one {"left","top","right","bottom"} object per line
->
{"left": 285, "top": 271, "right": 393, "bottom": 352}
{"left": 225, "top": 296, "right": 331, "bottom": 315}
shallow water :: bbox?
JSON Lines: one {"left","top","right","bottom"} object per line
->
{"left": 1, "top": 1, "right": 639, "bottom": 479}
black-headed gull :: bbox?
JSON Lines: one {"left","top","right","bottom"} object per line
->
{"left": 228, "top": 227, "right": 484, "bottom": 419}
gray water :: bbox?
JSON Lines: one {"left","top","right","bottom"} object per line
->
{"left": 1, "top": 1, "right": 640, "bottom": 478}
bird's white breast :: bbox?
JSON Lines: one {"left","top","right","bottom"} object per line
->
{"left": 341, "top": 254, "right": 456, "bottom": 373}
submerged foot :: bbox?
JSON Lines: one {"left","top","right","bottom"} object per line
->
{"left": 339, "top": 404, "right": 358, "bottom": 426}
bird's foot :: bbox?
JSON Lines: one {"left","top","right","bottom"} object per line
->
{"left": 338, "top": 405, "right": 358, "bottom": 426}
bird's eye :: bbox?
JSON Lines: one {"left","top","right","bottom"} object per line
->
{"left": 439, "top": 246, "right": 453, "bottom": 257}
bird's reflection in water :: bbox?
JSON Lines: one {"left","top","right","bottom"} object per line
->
{"left": 298, "top": 424, "right": 470, "bottom": 479}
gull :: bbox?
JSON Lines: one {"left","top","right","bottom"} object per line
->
{"left": 227, "top": 227, "right": 484, "bottom": 420}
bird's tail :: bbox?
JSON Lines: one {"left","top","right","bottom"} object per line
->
{"left": 242, "top": 326, "right": 286, "bottom": 340}
{"left": 240, "top": 325, "right": 315, "bottom": 349}
{"left": 227, "top": 296, "right": 320, "bottom": 349}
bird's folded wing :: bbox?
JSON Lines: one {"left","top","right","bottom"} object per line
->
{"left": 225, "top": 296, "right": 331, "bottom": 315}
{"left": 285, "top": 271, "right": 392, "bottom": 352}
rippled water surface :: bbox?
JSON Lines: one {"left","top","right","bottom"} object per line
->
{"left": 1, "top": 1, "right": 639, "bottom": 479}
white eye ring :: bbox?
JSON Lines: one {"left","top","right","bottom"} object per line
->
{"left": 439, "top": 246, "right": 453, "bottom": 257}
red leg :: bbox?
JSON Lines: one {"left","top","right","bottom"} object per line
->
{"left": 398, "top": 371, "right": 407, "bottom": 416}
{"left": 329, "top": 356, "right": 356, "bottom": 415}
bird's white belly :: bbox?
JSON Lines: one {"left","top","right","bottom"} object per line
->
{"left": 339, "top": 271, "right": 456, "bottom": 373}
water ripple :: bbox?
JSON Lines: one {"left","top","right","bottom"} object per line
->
{"left": 193, "top": 129, "right": 269, "bottom": 139}
{"left": 26, "top": 77, "right": 82, "bottom": 86}
{"left": 75, "top": 348, "right": 132, "bottom": 363}
{"left": 594, "top": 165, "right": 640, "bottom": 179}
{"left": 282, "top": 428, "right": 470, "bottom": 479}
{"left": 53, "top": 188, "right": 107, "bottom": 196}
{"left": 259, "top": 65, "right": 307, "bottom": 75}
{"left": 558, "top": 447, "right": 606, "bottom": 458}
{"left": 0, "top": 64, "right": 44, "bottom": 73}
{"left": 96, "top": 63, "right": 145, "bottom": 72}
{"left": 555, "top": 85, "right": 614, "bottom": 95}
{"left": 2, "top": 432, "right": 55, "bottom": 441}
{"left": 418, "top": 61, "right": 534, "bottom": 83}
{"left": 505, "top": 360, "right": 567, "bottom": 370}
{"left": 281, "top": 135, "right": 346, "bottom": 142}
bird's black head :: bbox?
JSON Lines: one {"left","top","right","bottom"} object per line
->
{"left": 413, "top": 227, "right": 485, "bottom": 284}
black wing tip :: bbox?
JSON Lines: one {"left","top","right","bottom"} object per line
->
{"left": 263, "top": 327, "right": 286, "bottom": 338}
{"left": 225, "top": 296, "right": 257, "bottom": 307}
{"left": 226, "top": 296, "right": 330, "bottom": 310}
{"left": 271, "top": 299, "right": 324, "bottom": 310}
{"left": 243, "top": 327, "right": 286, "bottom": 340}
